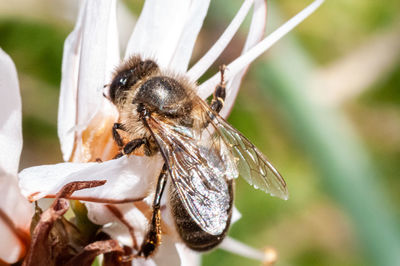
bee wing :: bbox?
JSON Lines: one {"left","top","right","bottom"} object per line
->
{"left": 199, "top": 100, "right": 289, "bottom": 200}
{"left": 146, "top": 115, "right": 235, "bottom": 236}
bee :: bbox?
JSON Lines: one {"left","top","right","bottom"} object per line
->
{"left": 105, "top": 55, "right": 288, "bottom": 258}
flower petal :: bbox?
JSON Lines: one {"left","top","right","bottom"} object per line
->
{"left": 87, "top": 203, "right": 194, "bottom": 266}
{"left": 0, "top": 217, "right": 25, "bottom": 264}
{"left": 76, "top": 0, "right": 120, "bottom": 129}
{"left": 220, "top": 0, "right": 267, "bottom": 118}
{"left": 124, "top": 0, "right": 190, "bottom": 68}
{"left": 0, "top": 50, "right": 32, "bottom": 263}
{"left": 58, "top": 0, "right": 120, "bottom": 161}
{"left": 57, "top": 1, "right": 84, "bottom": 162}
{"left": 187, "top": 0, "right": 254, "bottom": 81}
{"left": 86, "top": 203, "right": 148, "bottom": 247}
{"left": 19, "top": 155, "right": 164, "bottom": 203}
{"left": 0, "top": 49, "right": 22, "bottom": 176}
{"left": 174, "top": 242, "right": 201, "bottom": 266}
{"left": 168, "top": 0, "right": 211, "bottom": 72}
{"left": 153, "top": 238, "right": 196, "bottom": 266}
{"left": 0, "top": 175, "right": 32, "bottom": 264}
{"left": 219, "top": 236, "right": 266, "bottom": 262}
{"left": 198, "top": 0, "right": 325, "bottom": 99}
{"left": 151, "top": 239, "right": 181, "bottom": 266}
{"left": 231, "top": 206, "right": 242, "bottom": 224}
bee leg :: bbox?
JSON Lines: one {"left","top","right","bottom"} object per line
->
{"left": 123, "top": 137, "right": 148, "bottom": 155}
{"left": 113, "top": 137, "right": 148, "bottom": 159}
{"left": 138, "top": 164, "right": 168, "bottom": 258}
{"left": 112, "top": 123, "right": 126, "bottom": 148}
{"left": 210, "top": 64, "right": 226, "bottom": 114}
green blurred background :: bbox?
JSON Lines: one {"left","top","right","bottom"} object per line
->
{"left": 1, "top": 0, "right": 399, "bottom": 265}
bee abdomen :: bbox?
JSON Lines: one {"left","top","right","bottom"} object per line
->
{"left": 168, "top": 180, "right": 234, "bottom": 251}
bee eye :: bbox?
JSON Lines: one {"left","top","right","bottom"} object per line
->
{"left": 119, "top": 77, "right": 127, "bottom": 86}
{"left": 109, "top": 73, "right": 130, "bottom": 103}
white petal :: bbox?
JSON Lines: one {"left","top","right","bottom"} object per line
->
{"left": 86, "top": 203, "right": 148, "bottom": 247}
{"left": 19, "top": 155, "right": 164, "bottom": 202}
{"left": 132, "top": 257, "right": 156, "bottom": 266}
{"left": 168, "top": 0, "right": 210, "bottom": 72}
{"left": 124, "top": 0, "right": 190, "bottom": 68}
{"left": 187, "top": 0, "right": 254, "bottom": 81}
{"left": 76, "top": 0, "right": 120, "bottom": 127}
{"left": 219, "top": 236, "right": 266, "bottom": 262}
{"left": 152, "top": 237, "right": 187, "bottom": 266}
{"left": 231, "top": 206, "right": 242, "bottom": 224}
{"left": 220, "top": 0, "right": 267, "bottom": 118}
{"left": 0, "top": 49, "right": 22, "bottom": 176}
{"left": 57, "top": 0, "right": 84, "bottom": 162}
{"left": 198, "top": 0, "right": 325, "bottom": 99}
{"left": 175, "top": 242, "right": 201, "bottom": 266}
{"left": 58, "top": 0, "right": 120, "bottom": 161}
{"left": 0, "top": 174, "right": 33, "bottom": 263}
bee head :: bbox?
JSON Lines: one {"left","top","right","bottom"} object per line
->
{"left": 108, "top": 57, "right": 159, "bottom": 105}
{"left": 108, "top": 69, "right": 134, "bottom": 104}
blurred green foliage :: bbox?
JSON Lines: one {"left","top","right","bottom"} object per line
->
{"left": 0, "top": 18, "right": 67, "bottom": 85}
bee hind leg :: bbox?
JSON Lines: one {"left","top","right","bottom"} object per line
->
{"left": 137, "top": 164, "right": 168, "bottom": 258}
{"left": 210, "top": 64, "right": 226, "bottom": 114}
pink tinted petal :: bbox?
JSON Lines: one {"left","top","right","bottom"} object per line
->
{"left": 168, "top": 0, "right": 210, "bottom": 72}
{"left": 0, "top": 176, "right": 32, "bottom": 230}
{"left": 198, "top": 0, "right": 325, "bottom": 99}
{"left": 124, "top": 0, "right": 190, "bottom": 68}
{"left": 0, "top": 175, "right": 32, "bottom": 264}
{"left": 0, "top": 219, "right": 24, "bottom": 263}
{"left": 0, "top": 50, "right": 32, "bottom": 263}
{"left": 76, "top": 0, "right": 119, "bottom": 136}
{"left": 19, "top": 155, "right": 163, "bottom": 202}
{"left": 220, "top": 0, "right": 267, "bottom": 118}
{"left": 0, "top": 49, "right": 22, "bottom": 175}
{"left": 152, "top": 237, "right": 184, "bottom": 266}
{"left": 187, "top": 0, "right": 254, "bottom": 81}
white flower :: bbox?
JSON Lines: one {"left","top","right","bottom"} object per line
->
{"left": 18, "top": 0, "right": 324, "bottom": 265}
{"left": 0, "top": 49, "right": 33, "bottom": 264}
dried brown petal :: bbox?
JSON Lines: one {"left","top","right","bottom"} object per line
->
{"left": 65, "top": 240, "right": 123, "bottom": 266}
{"left": 103, "top": 246, "right": 133, "bottom": 266}
{"left": 23, "top": 181, "right": 106, "bottom": 266}
{"left": 55, "top": 180, "right": 107, "bottom": 200}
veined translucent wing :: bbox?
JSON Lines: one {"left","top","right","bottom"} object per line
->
{"left": 146, "top": 114, "right": 237, "bottom": 236}
{"left": 198, "top": 100, "right": 289, "bottom": 200}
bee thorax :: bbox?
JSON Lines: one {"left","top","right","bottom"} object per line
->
{"left": 133, "top": 76, "right": 192, "bottom": 117}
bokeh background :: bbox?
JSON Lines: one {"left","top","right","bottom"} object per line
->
{"left": 1, "top": 0, "right": 399, "bottom": 265}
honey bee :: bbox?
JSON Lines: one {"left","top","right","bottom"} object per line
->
{"left": 105, "top": 55, "right": 288, "bottom": 258}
